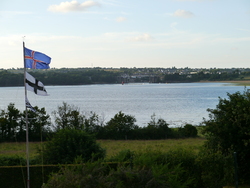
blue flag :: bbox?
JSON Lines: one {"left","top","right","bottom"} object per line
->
{"left": 24, "top": 47, "right": 51, "bottom": 69}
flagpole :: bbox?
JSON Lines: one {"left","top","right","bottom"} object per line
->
{"left": 23, "top": 41, "right": 30, "bottom": 188}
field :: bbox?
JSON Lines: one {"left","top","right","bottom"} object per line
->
{"left": 0, "top": 138, "right": 205, "bottom": 159}
{"left": 97, "top": 138, "right": 205, "bottom": 158}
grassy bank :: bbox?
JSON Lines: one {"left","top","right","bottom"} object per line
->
{"left": 201, "top": 80, "right": 250, "bottom": 86}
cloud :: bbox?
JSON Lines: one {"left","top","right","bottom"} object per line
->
{"left": 116, "top": 17, "right": 127, "bottom": 22}
{"left": 127, "top": 33, "right": 154, "bottom": 42}
{"left": 48, "top": 0, "right": 100, "bottom": 13}
{"left": 173, "top": 9, "right": 194, "bottom": 18}
{"left": 170, "top": 22, "right": 178, "bottom": 29}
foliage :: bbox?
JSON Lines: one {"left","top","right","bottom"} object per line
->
{"left": 141, "top": 114, "right": 172, "bottom": 139}
{"left": 178, "top": 124, "right": 198, "bottom": 138}
{"left": 202, "top": 90, "right": 250, "bottom": 183}
{"left": 0, "top": 103, "right": 203, "bottom": 142}
{"left": 97, "top": 113, "right": 177, "bottom": 140}
{"left": 108, "top": 149, "right": 135, "bottom": 163}
{"left": 52, "top": 102, "right": 103, "bottom": 135}
{"left": 0, "top": 103, "right": 21, "bottom": 141}
{"left": 52, "top": 102, "right": 84, "bottom": 130}
{"left": 39, "top": 129, "right": 106, "bottom": 164}
{"left": 43, "top": 161, "right": 194, "bottom": 188}
{"left": 133, "top": 148, "right": 200, "bottom": 188}
{"left": 21, "top": 106, "right": 52, "bottom": 141}
{"left": 196, "top": 148, "right": 234, "bottom": 188}
{"left": 0, "top": 165, "right": 60, "bottom": 188}
{"left": 102, "top": 111, "right": 137, "bottom": 139}
{"left": 0, "top": 156, "right": 26, "bottom": 166}
{"left": 0, "top": 103, "right": 51, "bottom": 142}
{"left": 42, "top": 161, "right": 109, "bottom": 188}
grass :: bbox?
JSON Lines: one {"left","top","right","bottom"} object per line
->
{"left": 0, "top": 138, "right": 206, "bottom": 159}
{"left": 98, "top": 138, "right": 205, "bottom": 158}
{"left": 0, "top": 142, "right": 41, "bottom": 158}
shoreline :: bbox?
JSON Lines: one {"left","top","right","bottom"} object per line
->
{"left": 196, "top": 80, "right": 250, "bottom": 85}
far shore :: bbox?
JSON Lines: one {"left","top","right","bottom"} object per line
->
{"left": 197, "top": 80, "right": 250, "bottom": 86}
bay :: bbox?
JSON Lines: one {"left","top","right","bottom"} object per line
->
{"left": 0, "top": 83, "right": 246, "bottom": 127}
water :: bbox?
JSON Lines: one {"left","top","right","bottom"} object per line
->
{"left": 0, "top": 83, "right": 246, "bottom": 127}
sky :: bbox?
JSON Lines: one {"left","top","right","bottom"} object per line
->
{"left": 0, "top": 0, "right": 250, "bottom": 69}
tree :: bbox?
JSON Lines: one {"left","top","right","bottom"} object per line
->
{"left": 105, "top": 111, "right": 137, "bottom": 139}
{"left": 144, "top": 114, "right": 171, "bottom": 139}
{"left": 178, "top": 124, "right": 197, "bottom": 138}
{"left": 202, "top": 90, "right": 250, "bottom": 182}
{"left": 52, "top": 102, "right": 84, "bottom": 130}
{"left": 20, "top": 106, "right": 52, "bottom": 141}
{"left": 0, "top": 103, "right": 52, "bottom": 142}
{"left": 0, "top": 103, "right": 21, "bottom": 141}
{"left": 40, "top": 129, "right": 106, "bottom": 164}
{"left": 83, "top": 111, "right": 101, "bottom": 134}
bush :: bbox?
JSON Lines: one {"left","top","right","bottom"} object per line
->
{"left": 39, "top": 129, "right": 106, "bottom": 164}
{"left": 43, "top": 161, "right": 194, "bottom": 188}
{"left": 104, "top": 111, "right": 137, "bottom": 140}
{"left": 202, "top": 90, "right": 250, "bottom": 183}
{"left": 178, "top": 124, "right": 198, "bottom": 138}
{"left": 196, "top": 148, "right": 234, "bottom": 188}
{"left": 0, "top": 156, "right": 26, "bottom": 166}
{"left": 132, "top": 148, "right": 200, "bottom": 188}
{"left": 43, "top": 161, "right": 108, "bottom": 188}
{"left": 108, "top": 149, "right": 135, "bottom": 163}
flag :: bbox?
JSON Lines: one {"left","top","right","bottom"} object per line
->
{"left": 25, "top": 97, "right": 36, "bottom": 112}
{"left": 24, "top": 47, "right": 51, "bottom": 69}
{"left": 25, "top": 72, "right": 49, "bottom": 96}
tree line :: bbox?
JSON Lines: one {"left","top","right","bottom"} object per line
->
{"left": 0, "top": 102, "right": 197, "bottom": 142}
{"left": 0, "top": 68, "right": 250, "bottom": 86}
{"left": 163, "top": 71, "right": 241, "bottom": 82}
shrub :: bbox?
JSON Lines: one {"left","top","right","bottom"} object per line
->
{"left": 178, "top": 124, "right": 198, "bottom": 138}
{"left": 43, "top": 161, "right": 108, "bottom": 188}
{"left": 39, "top": 129, "right": 105, "bottom": 164}
{"left": 202, "top": 90, "right": 250, "bottom": 183}
{"left": 104, "top": 111, "right": 137, "bottom": 140}
{"left": 44, "top": 161, "right": 194, "bottom": 188}
{"left": 108, "top": 149, "right": 135, "bottom": 163}
{"left": 0, "top": 156, "right": 26, "bottom": 166}
{"left": 196, "top": 148, "right": 234, "bottom": 188}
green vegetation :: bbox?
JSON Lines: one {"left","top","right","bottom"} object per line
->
{"left": 0, "top": 103, "right": 51, "bottom": 142}
{"left": 0, "top": 138, "right": 249, "bottom": 187}
{"left": 37, "top": 129, "right": 105, "bottom": 165}
{"left": 202, "top": 90, "right": 250, "bottom": 184}
{"left": 0, "top": 138, "right": 204, "bottom": 160}
{"left": 0, "top": 142, "right": 38, "bottom": 158}
{"left": 1, "top": 67, "right": 250, "bottom": 86}
{"left": 0, "top": 103, "right": 198, "bottom": 142}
